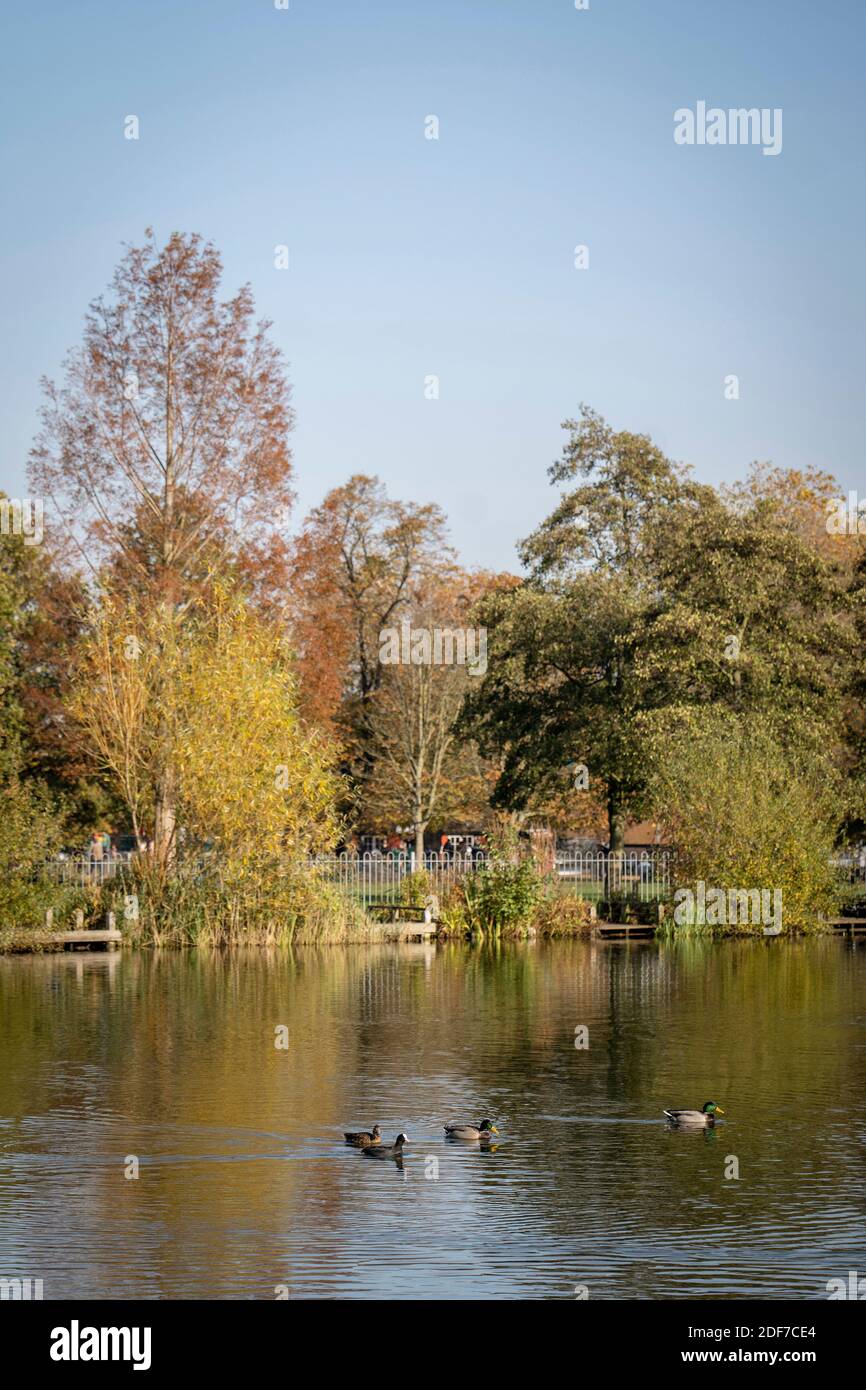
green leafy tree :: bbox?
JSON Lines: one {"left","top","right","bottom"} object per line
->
{"left": 643, "top": 711, "right": 841, "bottom": 931}
{"left": 846, "top": 547, "right": 866, "bottom": 837}
{"left": 466, "top": 407, "right": 695, "bottom": 847}
{"left": 464, "top": 575, "right": 655, "bottom": 849}
{"left": 465, "top": 408, "right": 855, "bottom": 849}
{"left": 640, "top": 487, "right": 854, "bottom": 755}
{"left": 1, "top": 505, "right": 106, "bottom": 840}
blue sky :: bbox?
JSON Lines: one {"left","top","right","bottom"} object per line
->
{"left": 1, "top": 0, "right": 863, "bottom": 570}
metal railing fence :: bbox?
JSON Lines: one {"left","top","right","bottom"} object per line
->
{"left": 39, "top": 848, "right": 674, "bottom": 900}
{"left": 42, "top": 849, "right": 866, "bottom": 902}
{"left": 308, "top": 849, "right": 674, "bottom": 903}
{"left": 40, "top": 854, "right": 135, "bottom": 887}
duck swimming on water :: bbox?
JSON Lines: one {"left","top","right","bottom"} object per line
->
{"left": 362, "top": 1132, "right": 409, "bottom": 1159}
{"left": 344, "top": 1125, "right": 381, "bottom": 1147}
{"left": 663, "top": 1101, "right": 725, "bottom": 1127}
{"left": 444, "top": 1119, "right": 499, "bottom": 1140}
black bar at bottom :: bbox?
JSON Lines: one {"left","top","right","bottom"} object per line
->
{"left": 3, "top": 1297, "right": 862, "bottom": 1375}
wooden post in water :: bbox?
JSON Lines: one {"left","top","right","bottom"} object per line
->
{"left": 106, "top": 910, "right": 116, "bottom": 932}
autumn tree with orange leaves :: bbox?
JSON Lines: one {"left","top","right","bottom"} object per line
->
{"left": 287, "top": 475, "right": 451, "bottom": 772}
{"left": 30, "top": 230, "right": 295, "bottom": 861}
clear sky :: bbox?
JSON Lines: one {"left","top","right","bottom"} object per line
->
{"left": 1, "top": 0, "right": 863, "bottom": 571}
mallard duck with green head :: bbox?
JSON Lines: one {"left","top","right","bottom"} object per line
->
{"left": 663, "top": 1101, "right": 725, "bottom": 1127}
{"left": 444, "top": 1119, "right": 499, "bottom": 1140}
{"left": 344, "top": 1124, "right": 381, "bottom": 1147}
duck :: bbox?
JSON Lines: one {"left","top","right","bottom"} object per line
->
{"left": 663, "top": 1101, "right": 725, "bottom": 1127}
{"left": 362, "top": 1132, "right": 409, "bottom": 1159}
{"left": 444, "top": 1119, "right": 499, "bottom": 1140}
{"left": 344, "top": 1125, "right": 381, "bottom": 1148}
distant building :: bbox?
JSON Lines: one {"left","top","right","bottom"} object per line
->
{"left": 622, "top": 820, "right": 670, "bottom": 851}
{"left": 557, "top": 820, "right": 670, "bottom": 853}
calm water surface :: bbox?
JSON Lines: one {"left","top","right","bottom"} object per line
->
{"left": 0, "top": 938, "right": 864, "bottom": 1300}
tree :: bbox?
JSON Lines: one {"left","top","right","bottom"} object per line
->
{"left": 720, "top": 463, "right": 863, "bottom": 840}
{"left": 30, "top": 230, "right": 296, "bottom": 857}
{"left": 1, "top": 503, "right": 100, "bottom": 903}
{"left": 722, "top": 461, "right": 864, "bottom": 572}
{"left": 288, "top": 475, "right": 452, "bottom": 788}
{"left": 639, "top": 486, "right": 854, "bottom": 757}
{"left": 364, "top": 572, "right": 496, "bottom": 858}
{"left": 465, "top": 574, "right": 658, "bottom": 850}
{"left": 846, "top": 547, "right": 866, "bottom": 837}
{"left": 170, "top": 591, "right": 340, "bottom": 869}
{"left": 466, "top": 408, "right": 694, "bottom": 848}
{"left": 0, "top": 514, "right": 26, "bottom": 781}
{"left": 465, "top": 407, "right": 855, "bottom": 849}
{"left": 519, "top": 404, "right": 696, "bottom": 581}
{"left": 0, "top": 778, "right": 62, "bottom": 931}
{"left": 30, "top": 229, "right": 294, "bottom": 598}
{"left": 68, "top": 584, "right": 341, "bottom": 877}
{"left": 1, "top": 499, "right": 102, "bottom": 827}
{"left": 644, "top": 710, "right": 841, "bottom": 930}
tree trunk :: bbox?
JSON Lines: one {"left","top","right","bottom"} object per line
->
{"left": 154, "top": 769, "right": 176, "bottom": 867}
{"left": 414, "top": 816, "right": 426, "bottom": 867}
{"left": 152, "top": 593, "right": 177, "bottom": 869}
{"left": 608, "top": 785, "right": 625, "bottom": 853}
{"left": 153, "top": 321, "right": 178, "bottom": 870}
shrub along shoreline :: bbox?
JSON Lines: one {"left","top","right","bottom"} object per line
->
{"left": 0, "top": 855, "right": 856, "bottom": 951}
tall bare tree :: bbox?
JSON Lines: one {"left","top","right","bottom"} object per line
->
{"left": 365, "top": 573, "right": 500, "bottom": 858}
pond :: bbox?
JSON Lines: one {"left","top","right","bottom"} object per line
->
{"left": 0, "top": 938, "right": 864, "bottom": 1300}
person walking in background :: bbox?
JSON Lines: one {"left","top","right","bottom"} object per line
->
{"left": 88, "top": 831, "right": 104, "bottom": 880}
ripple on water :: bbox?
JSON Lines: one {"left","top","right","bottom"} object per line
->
{"left": 0, "top": 938, "right": 864, "bottom": 1299}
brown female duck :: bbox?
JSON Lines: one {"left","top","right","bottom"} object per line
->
{"left": 344, "top": 1124, "right": 381, "bottom": 1147}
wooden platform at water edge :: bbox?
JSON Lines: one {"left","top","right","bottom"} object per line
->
{"left": 593, "top": 921, "right": 657, "bottom": 940}
{"left": 367, "top": 901, "right": 441, "bottom": 941}
{"left": 23, "top": 928, "right": 123, "bottom": 952}
{"left": 373, "top": 924, "right": 440, "bottom": 941}
{"left": 827, "top": 917, "right": 866, "bottom": 935}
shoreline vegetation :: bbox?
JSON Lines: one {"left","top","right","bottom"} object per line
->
{"left": 1, "top": 851, "right": 861, "bottom": 953}
{"left": 0, "top": 919, "right": 858, "bottom": 953}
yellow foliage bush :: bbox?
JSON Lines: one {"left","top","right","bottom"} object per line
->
{"left": 70, "top": 584, "right": 347, "bottom": 941}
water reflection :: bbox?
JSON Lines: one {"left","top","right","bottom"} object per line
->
{"left": 0, "top": 938, "right": 864, "bottom": 1299}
